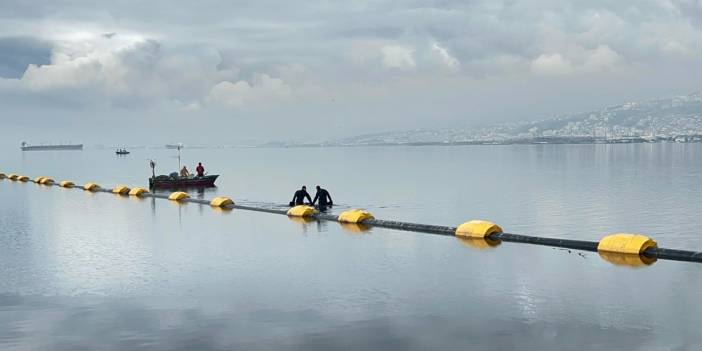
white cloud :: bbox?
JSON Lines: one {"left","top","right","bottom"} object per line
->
{"left": 530, "top": 45, "right": 621, "bottom": 76}
{"left": 583, "top": 45, "right": 620, "bottom": 71}
{"left": 640, "top": 20, "right": 702, "bottom": 58}
{"left": 346, "top": 40, "right": 385, "bottom": 71}
{"left": 179, "top": 101, "right": 202, "bottom": 111}
{"left": 431, "top": 42, "right": 460, "bottom": 69}
{"left": 381, "top": 45, "right": 416, "bottom": 70}
{"left": 207, "top": 74, "right": 292, "bottom": 108}
{"left": 530, "top": 53, "right": 573, "bottom": 75}
{"left": 19, "top": 35, "right": 167, "bottom": 97}
{"left": 10, "top": 32, "right": 296, "bottom": 109}
{"left": 20, "top": 34, "right": 141, "bottom": 91}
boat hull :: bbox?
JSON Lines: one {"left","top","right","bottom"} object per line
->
{"left": 149, "top": 175, "right": 218, "bottom": 189}
{"left": 21, "top": 144, "right": 83, "bottom": 151}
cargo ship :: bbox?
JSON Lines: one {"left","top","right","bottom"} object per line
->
{"left": 21, "top": 142, "right": 83, "bottom": 151}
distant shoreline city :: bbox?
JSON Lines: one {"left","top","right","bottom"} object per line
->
{"left": 24, "top": 91, "right": 702, "bottom": 150}
{"left": 267, "top": 135, "right": 702, "bottom": 148}
{"left": 88, "top": 135, "right": 702, "bottom": 150}
{"left": 317, "top": 91, "right": 702, "bottom": 148}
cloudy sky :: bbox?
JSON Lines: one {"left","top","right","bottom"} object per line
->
{"left": 1, "top": 0, "right": 701, "bottom": 145}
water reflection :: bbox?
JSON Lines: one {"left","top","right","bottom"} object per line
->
{"left": 288, "top": 216, "right": 315, "bottom": 235}
{"left": 339, "top": 222, "right": 372, "bottom": 234}
{"left": 315, "top": 219, "right": 329, "bottom": 233}
{"left": 598, "top": 252, "right": 657, "bottom": 267}
{"left": 150, "top": 196, "right": 156, "bottom": 217}
{"left": 3, "top": 144, "right": 702, "bottom": 349}
{"left": 0, "top": 294, "right": 667, "bottom": 350}
{"left": 457, "top": 237, "right": 502, "bottom": 250}
{"left": 210, "top": 206, "right": 233, "bottom": 214}
{"left": 288, "top": 216, "right": 315, "bottom": 225}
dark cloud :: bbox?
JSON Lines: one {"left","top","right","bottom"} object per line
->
{"left": 675, "top": 0, "right": 702, "bottom": 28}
{"left": 0, "top": 37, "right": 51, "bottom": 78}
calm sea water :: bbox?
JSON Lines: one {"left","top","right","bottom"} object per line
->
{"left": 1, "top": 143, "right": 702, "bottom": 350}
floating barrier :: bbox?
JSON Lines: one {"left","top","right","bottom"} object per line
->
{"left": 40, "top": 178, "right": 54, "bottom": 185}
{"left": 83, "top": 183, "right": 100, "bottom": 191}
{"left": 210, "top": 197, "right": 234, "bottom": 207}
{"left": 338, "top": 209, "right": 374, "bottom": 223}
{"left": 128, "top": 187, "right": 149, "bottom": 196}
{"left": 3, "top": 173, "right": 702, "bottom": 265}
{"left": 0, "top": 173, "right": 6, "bottom": 179}
{"left": 168, "top": 191, "right": 190, "bottom": 201}
{"left": 598, "top": 234, "right": 656, "bottom": 255}
{"left": 455, "top": 220, "right": 502, "bottom": 238}
{"left": 112, "top": 185, "right": 130, "bottom": 195}
{"left": 33, "top": 176, "right": 54, "bottom": 185}
{"left": 17, "top": 176, "right": 29, "bottom": 182}
{"left": 287, "top": 205, "right": 316, "bottom": 217}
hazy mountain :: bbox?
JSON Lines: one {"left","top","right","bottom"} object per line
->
{"left": 330, "top": 91, "right": 702, "bottom": 145}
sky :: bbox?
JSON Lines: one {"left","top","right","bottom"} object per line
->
{"left": 1, "top": 0, "right": 702, "bottom": 145}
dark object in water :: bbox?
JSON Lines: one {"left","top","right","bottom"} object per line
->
{"left": 149, "top": 174, "right": 218, "bottom": 189}
{"left": 21, "top": 142, "right": 83, "bottom": 151}
{"left": 116, "top": 148, "right": 130, "bottom": 155}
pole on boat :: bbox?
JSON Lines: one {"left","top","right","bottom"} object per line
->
{"left": 177, "top": 143, "right": 182, "bottom": 172}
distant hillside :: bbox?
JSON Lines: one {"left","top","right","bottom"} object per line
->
{"left": 330, "top": 91, "right": 702, "bottom": 145}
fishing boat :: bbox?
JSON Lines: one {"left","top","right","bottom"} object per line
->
{"left": 149, "top": 174, "right": 219, "bottom": 189}
{"left": 147, "top": 146, "right": 218, "bottom": 189}
{"left": 116, "top": 148, "right": 130, "bottom": 155}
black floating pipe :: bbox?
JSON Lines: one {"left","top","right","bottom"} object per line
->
{"left": 645, "top": 247, "right": 702, "bottom": 263}
{"left": 10, "top": 179, "right": 702, "bottom": 265}
{"left": 362, "top": 219, "right": 456, "bottom": 236}
{"left": 494, "top": 233, "right": 600, "bottom": 252}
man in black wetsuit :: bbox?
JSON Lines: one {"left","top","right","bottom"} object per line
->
{"left": 290, "top": 186, "right": 312, "bottom": 206}
{"left": 312, "top": 185, "right": 333, "bottom": 210}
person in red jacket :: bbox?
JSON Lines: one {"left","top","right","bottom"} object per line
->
{"left": 196, "top": 162, "right": 205, "bottom": 177}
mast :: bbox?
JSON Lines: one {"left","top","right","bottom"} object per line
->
{"left": 177, "top": 143, "right": 182, "bottom": 171}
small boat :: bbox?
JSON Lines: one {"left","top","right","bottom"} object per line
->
{"left": 147, "top": 155, "right": 217, "bottom": 189}
{"left": 149, "top": 174, "right": 219, "bottom": 189}
{"left": 116, "top": 148, "right": 130, "bottom": 155}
